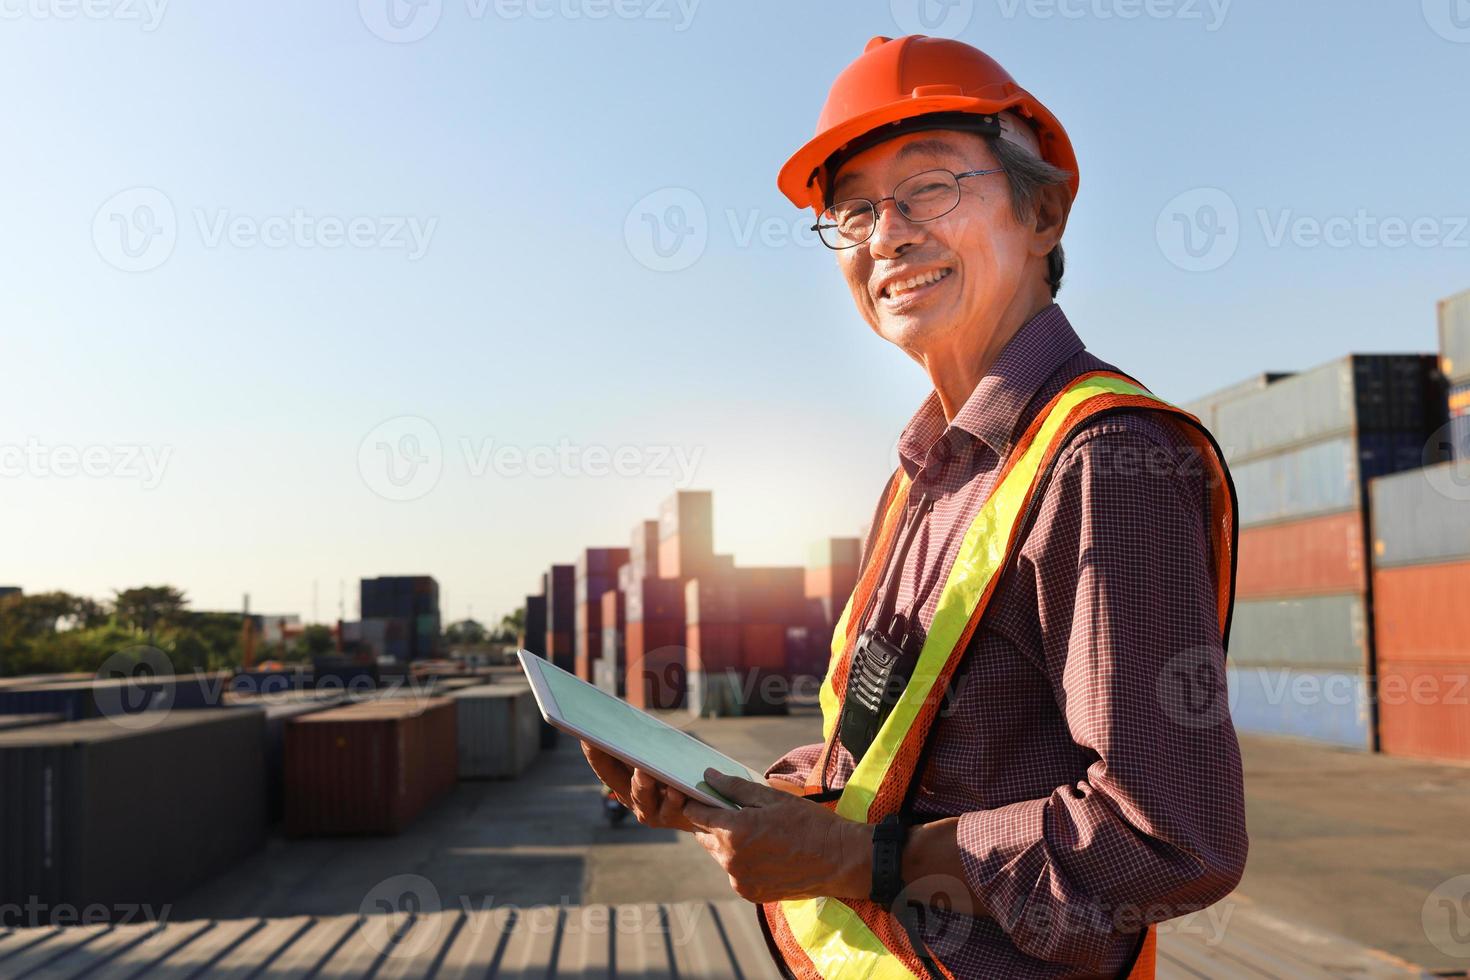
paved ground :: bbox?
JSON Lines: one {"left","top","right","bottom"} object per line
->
{"left": 162, "top": 706, "right": 1468, "bottom": 975}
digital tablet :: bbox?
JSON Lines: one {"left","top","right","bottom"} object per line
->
{"left": 517, "top": 649, "right": 764, "bottom": 809}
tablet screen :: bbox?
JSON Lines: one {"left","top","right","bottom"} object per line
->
{"left": 525, "top": 652, "right": 763, "bottom": 806}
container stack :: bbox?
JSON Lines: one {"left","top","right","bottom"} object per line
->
{"left": 284, "top": 697, "right": 457, "bottom": 836}
{"left": 658, "top": 491, "right": 715, "bottom": 580}
{"left": 597, "top": 585, "right": 626, "bottom": 695}
{"left": 522, "top": 594, "right": 547, "bottom": 657}
{"left": 360, "top": 575, "right": 441, "bottom": 661}
{"left": 1180, "top": 372, "right": 1293, "bottom": 433}
{"left": 449, "top": 683, "right": 541, "bottom": 778}
{"left": 545, "top": 564, "right": 576, "bottom": 673}
{"left": 734, "top": 566, "right": 804, "bottom": 715}
{"left": 629, "top": 520, "right": 660, "bottom": 578}
{"left": 686, "top": 559, "right": 741, "bottom": 717}
{"left": 574, "top": 547, "right": 629, "bottom": 682}
{"left": 1440, "top": 289, "right": 1470, "bottom": 460}
{"left": 624, "top": 576, "right": 687, "bottom": 710}
{"left": 1208, "top": 354, "right": 1447, "bottom": 750}
{"left": 1369, "top": 463, "right": 1470, "bottom": 762}
{"left": 0, "top": 711, "right": 267, "bottom": 924}
{"left": 798, "top": 537, "right": 862, "bottom": 680}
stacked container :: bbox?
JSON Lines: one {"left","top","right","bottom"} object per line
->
{"left": 224, "top": 688, "right": 349, "bottom": 822}
{"left": 624, "top": 576, "right": 686, "bottom": 710}
{"left": 1207, "top": 355, "right": 1447, "bottom": 750}
{"left": 1369, "top": 463, "right": 1470, "bottom": 762}
{"left": 799, "top": 538, "right": 862, "bottom": 681}
{"left": 0, "top": 672, "right": 230, "bottom": 722}
{"left": 598, "top": 585, "right": 626, "bottom": 696}
{"left": 686, "top": 561, "right": 742, "bottom": 716}
{"left": 1440, "top": 289, "right": 1470, "bottom": 460}
{"left": 522, "top": 594, "right": 547, "bottom": 656}
{"left": 574, "top": 547, "right": 630, "bottom": 682}
{"left": 1180, "top": 372, "right": 1293, "bottom": 433}
{"left": 629, "top": 520, "right": 660, "bottom": 578}
{"left": 734, "top": 566, "right": 805, "bottom": 715}
{"left": 284, "top": 697, "right": 457, "bottom": 836}
{"left": 658, "top": 491, "right": 715, "bottom": 579}
{"left": 0, "top": 711, "right": 266, "bottom": 924}
{"left": 544, "top": 564, "right": 576, "bottom": 673}
{"left": 449, "top": 684, "right": 540, "bottom": 778}
{"left": 360, "top": 575, "right": 441, "bottom": 661}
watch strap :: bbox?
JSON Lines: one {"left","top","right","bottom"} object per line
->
{"left": 869, "top": 814, "right": 908, "bottom": 906}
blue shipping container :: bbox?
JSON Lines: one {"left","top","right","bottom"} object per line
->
{"left": 1227, "top": 667, "right": 1371, "bottom": 750}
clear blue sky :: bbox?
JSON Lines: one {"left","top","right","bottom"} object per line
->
{"left": 2, "top": 1, "right": 1466, "bottom": 624}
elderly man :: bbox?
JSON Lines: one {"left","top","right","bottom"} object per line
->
{"left": 584, "top": 35, "right": 1247, "bottom": 979}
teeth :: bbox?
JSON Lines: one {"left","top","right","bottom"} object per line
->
{"left": 885, "top": 268, "right": 950, "bottom": 298}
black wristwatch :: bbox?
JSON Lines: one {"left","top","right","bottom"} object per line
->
{"left": 870, "top": 814, "right": 908, "bottom": 906}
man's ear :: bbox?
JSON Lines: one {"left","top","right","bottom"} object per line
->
{"left": 1031, "top": 183, "right": 1071, "bottom": 257}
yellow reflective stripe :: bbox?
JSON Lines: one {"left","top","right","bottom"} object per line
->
{"left": 837, "top": 376, "right": 1159, "bottom": 822}
{"left": 779, "top": 898, "right": 920, "bottom": 980}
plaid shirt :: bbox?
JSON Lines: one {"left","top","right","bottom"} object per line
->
{"left": 766, "top": 305, "right": 1248, "bottom": 978}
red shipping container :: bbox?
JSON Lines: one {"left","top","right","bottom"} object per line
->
{"left": 736, "top": 567, "right": 807, "bottom": 623}
{"left": 741, "top": 623, "right": 787, "bottom": 671}
{"left": 574, "top": 598, "right": 607, "bottom": 682}
{"left": 1376, "top": 660, "right": 1470, "bottom": 762}
{"left": 685, "top": 575, "right": 738, "bottom": 625}
{"left": 1373, "top": 560, "right": 1470, "bottom": 664}
{"left": 688, "top": 622, "right": 741, "bottom": 673}
{"left": 284, "top": 697, "right": 457, "bottom": 836}
{"left": 1235, "top": 511, "right": 1367, "bottom": 599}
{"left": 625, "top": 622, "right": 686, "bottom": 710}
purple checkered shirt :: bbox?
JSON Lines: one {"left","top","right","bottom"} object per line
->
{"left": 765, "top": 304, "right": 1248, "bottom": 978}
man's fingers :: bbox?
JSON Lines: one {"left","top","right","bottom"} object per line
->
{"left": 681, "top": 798, "right": 732, "bottom": 831}
{"left": 704, "top": 768, "right": 782, "bottom": 806}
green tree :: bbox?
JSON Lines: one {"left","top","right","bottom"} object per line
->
{"left": 445, "top": 618, "right": 487, "bottom": 645}
{"left": 497, "top": 607, "right": 525, "bottom": 643}
{"left": 299, "top": 624, "right": 334, "bottom": 656}
{"left": 114, "top": 586, "right": 189, "bottom": 640}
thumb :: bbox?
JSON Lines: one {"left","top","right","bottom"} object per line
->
{"left": 703, "top": 768, "right": 783, "bottom": 807}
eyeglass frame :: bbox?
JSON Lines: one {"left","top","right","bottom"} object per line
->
{"left": 811, "top": 167, "right": 1007, "bottom": 250}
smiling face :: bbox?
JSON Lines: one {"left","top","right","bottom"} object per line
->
{"left": 828, "top": 128, "right": 1060, "bottom": 366}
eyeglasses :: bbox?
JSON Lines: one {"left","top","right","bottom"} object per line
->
{"left": 812, "top": 167, "right": 1006, "bottom": 250}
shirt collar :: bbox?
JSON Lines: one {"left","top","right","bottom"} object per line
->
{"left": 896, "top": 304, "right": 1085, "bottom": 474}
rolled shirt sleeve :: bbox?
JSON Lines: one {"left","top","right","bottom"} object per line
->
{"left": 956, "top": 419, "right": 1249, "bottom": 968}
{"left": 764, "top": 741, "right": 826, "bottom": 789}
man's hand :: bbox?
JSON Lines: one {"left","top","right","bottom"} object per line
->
{"left": 682, "top": 768, "right": 872, "bottom": 903}
{"left": 580, "top": 740, "right": 698, "bottom": 831}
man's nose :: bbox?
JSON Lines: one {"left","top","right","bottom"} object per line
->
{"left": 867, "top": 198, "right": 922, "bottom": 258}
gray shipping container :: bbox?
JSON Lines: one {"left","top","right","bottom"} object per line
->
{"left": 1180, "top": 372, "right": 1292, "bottom": 433}
{"left": 1232, "top": 436, "right": 1358, "bottom": 526}
{"left": 1441, "top": 288, "right": 1470, "bottom": 384}
{"left": 1370, "top": 463, "right": 1470, "bottom": 567}
{"left": 449, "top": 684, "right": 540, "bottom": 779}
{"left": 0, "top": 713, "right": 63, "bottom": 732}
{"left": 1213, "top": 354, "right": 1441, "bottom": 462}
{"left": 1228, "top": 594, "right": 1368, "bottom": 671}
{"left": 0, "top": 710, "right": 266, "bottom": 924}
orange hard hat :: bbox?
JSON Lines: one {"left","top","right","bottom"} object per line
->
{"left": 778, "top": 35, "right": 1079, "bottom": 212}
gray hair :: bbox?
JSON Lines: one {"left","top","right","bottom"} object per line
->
{"left": 983, "top": 133, "right": 1073, "bottom": 298}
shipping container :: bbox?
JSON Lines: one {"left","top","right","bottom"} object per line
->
{"left": 735, "top": 567, "right": 807, "bottom": 623}
{"left": 225, "top": 689, "right": 349, "bottom": 822}
{"left": 1440, "top": 287, "right": 1470, "bottom": 384}
{"left": 658, "top": 491, "right": 715, "bottom": 579}
{"left": 1236, "top": 511, "right": 1367, "bottom": 598}
{"left": 1373, "top": 560, "right": 1470, "bottom": 664}
{"left": 522, "top": 595, "right": 547, "bottom": 656}
{"left": 0, "top": 671, "right": 231, "bottom": 721}
{"left": 0, "top": 710, "right": 267, "bottom": 924}
{"left": 599, "top": 588, "right": 626, "bottom": 696}
{"left": 1228, "top": 594, "right": 1367, "bottom": 670}
{"left": 687, "top": 622, "right": 741, "bottom": 674}
{"left": 1227, "top": 666, "right": 1372, "bottom": 750}
{"left": 741, "top": 623, "right": 788, "bottom": 671}
{"left": 546, "top": 565, "right": 576, "bottom": 635}
{"left": 629, "top": 520, "right": 660, "bottom": 578}
{"left": 449, "top": 684, "right": 540, "bottom": 779}
{"left": 1213, "top": 354, "right": 1444, "bottom": 462}
{"left": 1371, "top": 463, "right": 1470, "bottom": 567}
{"left": 284, "top": 697, "right": 457, "bottom": 836}
{"left": 312, "top": 659, "right": 380, "bottom": 692}
{"left": 625, "top": 628, "right": 687, "bottom": 710}
{"left": 1375, "top": 660, "right": 1470, "bottom": 762}
{"left": 685, "top": 575, "right": 739, "bottom": 626}
{"left": 545, "top": 630, "right": 575, "bottom": 673}
{"left": 624, "top": 577, "right": 685, "bottom": 624}
{"left": 0, "top": 713, "right": 62, "bottom": 732}
{"left": 1450, "top": 381, "right": 1470, "bottom": 461}
{"left": 1180, "top": 372, "right": 1293, "bottom": 435}
{"left": 806, "top": 537, "right": 862, "bottom": 627}
{"left": 1232, "top": 436, "right": 1358, "bottom": 527}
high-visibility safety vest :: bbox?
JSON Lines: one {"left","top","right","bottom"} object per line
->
{"left": 758, "top": 371, "right": 1238, "bottom": 980}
